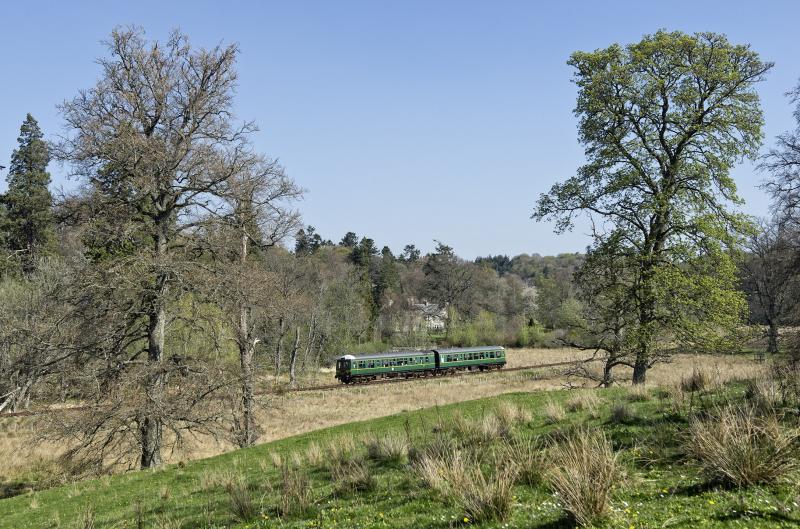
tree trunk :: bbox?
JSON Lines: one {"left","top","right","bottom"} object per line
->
{"left": 141, "top": 222, "right": 167, "bottom": 469}
{"left": 632, "top": 357, "right": 647, "bottom": 385}
{"left": 275, "top": 317, "right": 285, "bottom": 378}
{"left": 289, "top": 326, "right": 301, "bottom": 388}
{"left": 238, "top": 229, "right": 257, "bottom": 447}
{"left": 766, "top": 319, "right": 779, "bottom": 354}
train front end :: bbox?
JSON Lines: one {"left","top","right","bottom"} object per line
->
{"left": 335, "top": 354, "right": 355, "bottom": 383}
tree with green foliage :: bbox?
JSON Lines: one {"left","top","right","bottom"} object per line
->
{"left": 400, "top": 243, "right": 420, "bottom": 262}
{"left": 534, "top": 30, "right": 771, "bottom": 383}
{"left": 340, "top": 231, "right": 358, "bottom": 248}
{"left": 2, "top": 114, "right": 55, "bottom": 273}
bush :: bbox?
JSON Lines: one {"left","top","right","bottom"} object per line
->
{"left": 546, "top": 429, "right": 619, "bottom": 527}
{"left": 279, "top": 464, "right": 314, "bottom": 517}
{"left": 688, "top": 405, "right": 800, "bottom": 487}
{"left": 330, "top": 456, "right": 377, "bottom": 495}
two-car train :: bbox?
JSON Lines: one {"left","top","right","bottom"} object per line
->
{"left": 334, "top": 346, "right": 505, "bottom": 384}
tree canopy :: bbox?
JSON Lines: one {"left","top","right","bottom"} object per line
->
{"left": 535, "top": 30, "right": 771, "bottom": 383}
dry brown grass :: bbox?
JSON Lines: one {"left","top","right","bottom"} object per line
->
{"left": 0, "top": 348, "right": 765, "bottom": 484}
{"left": 626, "top": 384, "right": 652, "bottom": 402}
{"left": 565, "top": 390, "right": 601, "bottom": 414}
{"left": 304, "top": 442, "right": 324, "bottom": 468}
{"left": 330, "top": 456, "right": 376, "bottom": 495}
{"left": 279, "top": 463, "right": 314, "bottom": 517}
{"left": 494, "top": 401, "right": 532, "bottom": 429}
{"left": 365, "top": 433, "right": 408, "bottom": 466}
{"left": 547, "top": 429, "right": 620, "bottom": 527}
{"left": 542, "top": 399, "right": 566, "bottom": 424}
{"left": 225, "top": 475, "right": 256, "bottom": 522}
{"left": 688, "top": 405, "right": 800, "bottom": 487}
{"left": 415, "top": 449, "right": 517, "bottom": 523}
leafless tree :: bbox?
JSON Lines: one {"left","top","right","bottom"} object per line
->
{"left": 55, "top": 27, "right": 263, "bottom": 468}
{"left": 209, "top": 162, "right": 301, "bottom": 447}
{"left": 742, "top": 219, "right": 799, "bottom": 354}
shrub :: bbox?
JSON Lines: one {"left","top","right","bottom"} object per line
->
{"left": 681, "top": 368, "right": 707, "bottom": 393}
{"left": 225, "top": 477, "right": 256, "bottom": 522}
{"left": 366, "top": 433, "right": 408, "bottom": 466}
{"left": 688, "top": 405, "right": 800, "bottom": 487}
{"left": 280, "top": 464, "right": 314, "bottom": 517}
{"left": 542, "top": 399, "right": 566, "bottom": 424}
{"left": 547, "top": 429, "right": 619, "bottom": 527}
{"left": 565, "top": 391, "right": 601, "bottom": 414}
{"left": 330, "top": 456, "right": 377, "bottom": 495}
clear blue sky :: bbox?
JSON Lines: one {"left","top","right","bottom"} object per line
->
{"left": 1, "top": 0, "right": 799, "bottom": 258}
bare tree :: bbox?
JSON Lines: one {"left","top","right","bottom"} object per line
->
{"left": 56, "top": 27, "right": 261, "bottom": 468}
{"left": 211, "top": 162, "right": 301, "bottom": 447}
{"left": 742, "top": 220, "right": 799, "bottom": 354}
{"left": 763, "top": 80, "right": 800, "bottom": 230}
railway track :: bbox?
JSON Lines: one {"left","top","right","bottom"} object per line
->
{"left": 0, "top": 357, "right": 601, "bottom": 418}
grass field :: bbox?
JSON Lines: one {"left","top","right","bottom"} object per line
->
{"left": 1, "top": 362, "right": 798, "bottom": 528}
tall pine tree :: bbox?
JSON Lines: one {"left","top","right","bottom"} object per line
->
{"left": 3, "top": 114, "right": 54, "bottom": 273}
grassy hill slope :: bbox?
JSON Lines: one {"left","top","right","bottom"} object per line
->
{"left": 1, "top": 381, "right": 798, "bottom": 528}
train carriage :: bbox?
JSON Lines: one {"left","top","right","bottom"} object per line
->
{"left": 335, "top": 346, "right": 505, "bottom": 384}
{"left": 436, "top": 346, "right": 505, "bottom": 371}
{"left": 335, "top": 350, "right": 436, "bottom": 383}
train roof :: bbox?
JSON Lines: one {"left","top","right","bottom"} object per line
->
{"left": 339, "top": 350, "right": 434, "bottom": 360}
{"left": 338, "top": 346, "right": 504, "bottom": 361}
{"left": 434, "top": 346, "right": 505, "bottom": 354}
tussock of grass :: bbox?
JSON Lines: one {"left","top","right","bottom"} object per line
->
{"left": 304, "top": 442, "right": 324, "bottom": 468}
{"left": 325, "top": 434, "right": 358, "bottom": 468}
{"left": 626, "top": 384, "right": 652, "bottom": 402}
{"left": 547, "top": 429, "right": 619, "bottom": 527}
{"left": 224, "top": 476, "right": 256, "bottom": 522}
{"left": 366, "top": 433, "right": 408, "bottom": 466}
{"left": 418, "top": 450, "right": 517, "bottom": 524}
{"left": 330, "top": 456, "right": 376, "bottom": 495}
{"left": 499, "top": 437, "right": 543, "bottom": 486}
{"left": 279, "top": 463, "right": 314, "bottom": 517}
{"left": 681, "top": 368, "right": 708, "bottom": 393}
{"left": 609, "top": 403, "right": 635, "bottom": 424}
{"left": 565, "top": 390, "right": 601, "bottom": 414}
{"left": 744, "top": 378, "right": 781, "bottom": 413}
{"left": 495, "top": 401, "right": 532, "bottom": 429}
{"left": 542, "top": 399, "right": 566, "bottom": 424}
{"left": 688, "top": 405, "right": 800, "bottom": 487}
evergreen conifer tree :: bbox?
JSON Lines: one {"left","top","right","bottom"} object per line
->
{"left": 3, "top": 114, "right": 54, "bottom": 273}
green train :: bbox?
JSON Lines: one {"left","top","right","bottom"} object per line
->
{"left": 335, "top": 346, "right": 506, "bottom": 384}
